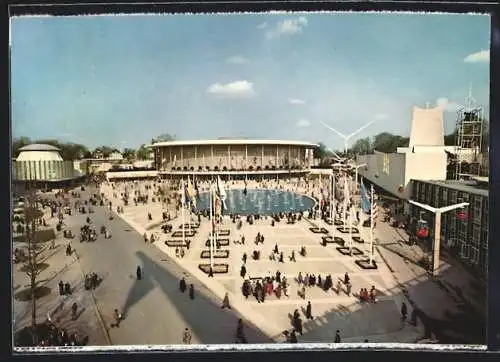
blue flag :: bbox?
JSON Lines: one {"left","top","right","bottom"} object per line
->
{"left": 360, "top": 178, "right": 371, "bottom": 214}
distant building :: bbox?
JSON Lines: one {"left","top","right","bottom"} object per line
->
{"left": 108, "top": 151, "right": 124, "bottom": 161}
{"left": 411, "top": 178, "right": 488, "bottom": 278}
{"left": 150, "top": 139, "right": 317, "bottom": 180}
{"left": 12, "top": 144, "right": 84, "bottom": 192}
{"left": 357, "top": 106, "right": 448, "bottom": 199}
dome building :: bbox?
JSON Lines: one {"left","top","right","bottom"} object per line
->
{"left": 12, "top": 143, "right": 84, "bottom": 191}
{"left": 16, "top": 144, "right": 64, "bottom": 162}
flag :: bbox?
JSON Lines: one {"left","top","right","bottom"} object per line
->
{"left": 216, "top": 176, "right": 227, "bottom": 214}
{"left": 360, "top": 178, "right": 371, "bottom": 214}
{"left": 194, "top": 176, "right": 200, "bottom": 199}
{"left": 212, "top": 186, "right": 222, "bottom": 216}
{"left": 182, "top": 180, "right": 192, "bottom": 209}
{"left": 187, "top": 176, "right": 196, "bottom": 209}
{"left": 371, "top": 201, "right": 378, "bottom": 222}
{"left": 370, "top": 186, "right": 378, "bottom": 227}
{"left": 180, "top": 180, "right": 186, "bottom": 207}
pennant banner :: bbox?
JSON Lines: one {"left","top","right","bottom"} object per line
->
{"left": 360, "top": 178, "right": 371, "bottom": 214}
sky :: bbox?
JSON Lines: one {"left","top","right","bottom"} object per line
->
{"left": 10, "top": 12, "right": 491, "bottom": 151}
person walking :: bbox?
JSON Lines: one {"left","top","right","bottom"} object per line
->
{"left": 401, "top": 302, "right": 408, "bottom": 323}
{"left": 334, "top": 330, "right": 341, "bottom": 343}
{"left": 221, "top": 292, "right": 231, "bottom": 309}
{"left": 179, "top": 277, "right": 187, "bottom": 293}
{"left": 182, "top": 328, "right": 192, "bottom": 344}
{"left": 305, "top": 301, "right": 313, "bottom": 320}
{"left": 113, "top": 309, "right": 122, "bottom": 328}
{"left": 189, "top": 284, "right": 195, "bottom": 300}
{"left": 136, "top": 266, "right": 142, "bottom": 280}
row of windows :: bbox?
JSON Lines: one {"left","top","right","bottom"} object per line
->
{"left": 412, "top": 180, "right": 488, "bottom": 277}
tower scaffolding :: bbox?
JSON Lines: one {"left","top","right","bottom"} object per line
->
{"left": 454, "top": 85, "right": 485, "bottom": 180}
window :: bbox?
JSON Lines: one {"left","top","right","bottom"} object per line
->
{"left": 472, "top": 224, "right": 481, "bottom": 245}
{"left": 481, "top": 230, "right": 488, "bottom": 247}
{"left": 460, "top": 241, "right": 471, "bottom": 260}
{"left": 457, "top": 214, "right": 467, "bottom": 232}
{"left": 473, "top": 197, "right": 482, "bottom": 221}
{"left": 449, "top": 190, "right": 457, "bottom": 204}
{"left": 471, "top": 246, "right": 479, "bottom": 265}
{"left": 442, "top": 189, "right": 448, "bottom": 204}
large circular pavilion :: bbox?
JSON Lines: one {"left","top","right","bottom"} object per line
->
{"left": 150, "top": 139, "right": 318, "bottom": 177}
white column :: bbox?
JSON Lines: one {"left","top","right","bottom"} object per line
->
{"left": 181, "top": 147, "right": 184, "bottom": 168}
{"left": 211, "top": 146, "right": 214, "bottom": 169}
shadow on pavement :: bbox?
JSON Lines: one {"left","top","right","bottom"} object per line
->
{"left": 296, "top": 268, "right": 487, "bottom": 344}
{"left": 119, "top": 250, "right": 273, "bottom": 344}
{"left": 296, "top": 263, "right": 486, "bottom": 344}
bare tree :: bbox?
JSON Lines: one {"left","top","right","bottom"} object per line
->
{"left": 22, "top": 196, "right": 48, "bottom": 345}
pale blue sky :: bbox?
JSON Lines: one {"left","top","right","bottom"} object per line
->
{"left": 10, "top": 13, "right": 490, "bottom": 150}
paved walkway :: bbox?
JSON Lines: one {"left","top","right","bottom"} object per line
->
{"left": 66, "top": 185, "right": 271, "bottom": 345}
{"left": 12, "top": 201, "right": 108, "bottom": 346}
{"left": 103, "top": 181, "right": 423, "bottom": 343}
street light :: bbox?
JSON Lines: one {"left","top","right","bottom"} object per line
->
{"left": 408, "top": 200, "right": 469, "bottom": 276}
{"left": 320, "top": 120, "right": 376, "bottom": 157}
{"left": 349, "top": 162, "right": 367, "bottom": 193}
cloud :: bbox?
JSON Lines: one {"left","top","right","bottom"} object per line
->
{"left": 464, "top": 49, "right": 489, "bottom": 63}
{"left": 289, "top": 98, "right": 306, "bottom": 105}
{"left": 436, "top": 97, "right": 461, "bottom": 112}
{"left": 266, "top": 17, "right": 308, "bottom": 39}
{"left": 226, "top": 55, "right": 247, "bottom": 64}
{"left": 207, "top": 80, "right": 255, "bottom": 98}
{"left": 257, "top": 22, "right": 267, "bottom": 29}
{"left": 296, "top": 118, "right": 310, "bottom": 128}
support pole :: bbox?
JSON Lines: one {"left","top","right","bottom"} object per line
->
{"left": 332, "top": 174, "right": 336, "bottom": 240}
{"left": 369, "top": 184, "right": 374, "bottom": 265}
{"left": 343, "top": 174, "right": 347, "bottom": 230}
{"left": 209, "top": 183, "right": 214, "bottom": 268}
{"left": 432, "top": 212, "right": 442, "bottom": 276}
{"left": 348, "top": 180, "right": 352, "bottom": 255}
{"left": 181, "top": 178, "right": 185, "bottom": 246}
{"left": 329, "top": 174, "right": 333, "bottom": 222}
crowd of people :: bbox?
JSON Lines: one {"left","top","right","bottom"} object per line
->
{"left": 17, "top": 174, "right": 387, "bottom": 346}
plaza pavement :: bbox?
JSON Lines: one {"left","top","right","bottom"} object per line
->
{"left": 103, "top": 182, "right": 424, "bottom": 343}
{"left": 63, "top": 185, "right": 271, "bottom": 345}
{"left": 12, "top": 202, "right": 108, "bottom": 346}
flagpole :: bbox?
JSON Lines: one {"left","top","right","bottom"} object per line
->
{"left": 188, "top": 176, "right": 192, "bottom": 234}
{"left": 370, "top": 184, "right": 374, "bottom": 265}
{"left": 332, "top": 174, "right": 336, "bottom": 239}
{"left": 347, "top": 176, "right": 353, "bottom": 255}
{"left": 343, "top": 173, "right": 347, "bottom": 230}
{"left": 209, "top": 182, "right": 214, "bottom": 268}
{"left": 329, "top": 174, "right": 333, "bottom": 222}
{"left": 181, "top": 178, "right": 185, "bottom": 247}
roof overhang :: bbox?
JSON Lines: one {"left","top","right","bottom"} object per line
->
{"left": 150, "top": 139, "right": 319, "bottom": 148}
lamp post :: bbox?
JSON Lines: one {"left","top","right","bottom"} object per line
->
{"left": 350, "top": 163, "right": 367, "bottom": 194}
{"left": 408, "top": 200, "right": 469, "bottom": 276}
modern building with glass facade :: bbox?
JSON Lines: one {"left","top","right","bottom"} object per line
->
{"left": 411, "top": 178, "right": 488, "bottom": 278}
